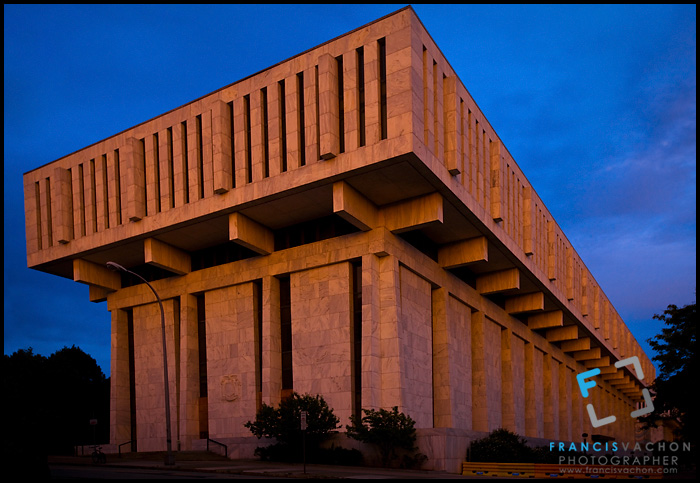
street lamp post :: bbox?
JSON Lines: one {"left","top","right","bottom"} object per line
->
{"left": 107, "top": 261, "right": 175, "bottom": 466}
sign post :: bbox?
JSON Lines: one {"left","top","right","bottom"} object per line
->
{"left": 300, "top": 410, "right": 307, "bottom": 474}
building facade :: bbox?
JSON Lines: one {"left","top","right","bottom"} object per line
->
{"left": 23, "top": 7, "right": 654, "bottom": 472}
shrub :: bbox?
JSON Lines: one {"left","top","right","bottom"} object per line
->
{"left": 244, "top": 392, "right": 339, "bottom": 462}
{"left": 346, "top": 406, "right": 424, "bottom": 468}
{"left": 468, "top": 428, "right": 534, "bottom": 463}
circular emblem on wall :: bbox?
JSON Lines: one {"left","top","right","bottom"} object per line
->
{"left": 221, "top": 374, "right": 241, "bottom": 402}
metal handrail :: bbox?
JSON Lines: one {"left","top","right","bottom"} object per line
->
{"left": 206, "top": 438, "right": 228, "bottom": 458}
{"left": 118, "top": 440, "right": 135, "bottom": 457}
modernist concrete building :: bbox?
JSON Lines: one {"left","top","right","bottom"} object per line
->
{"left": 24, "top": 7, "right": 654, "bottom": 472}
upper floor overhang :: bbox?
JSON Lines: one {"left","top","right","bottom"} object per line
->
{"left": 23, "top": 6, "right": 654, "bottom": 393}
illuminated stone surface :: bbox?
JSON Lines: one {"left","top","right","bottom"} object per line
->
{"left": 23, "top": 7, "right": 653, "bottom": 473}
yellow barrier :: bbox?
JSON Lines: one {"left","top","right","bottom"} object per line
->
{"left": 462, "top": 462, "right": 664, "bottom": 479}
{"left": 462, "top": 462, "right": 534, "bottom": 477}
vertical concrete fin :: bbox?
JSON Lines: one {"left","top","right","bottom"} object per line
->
{"left": 318, "top": 53, "right": 340, "bottom": 160}
{"left": 212, "top": 100, "right": 233, "bottom": 194}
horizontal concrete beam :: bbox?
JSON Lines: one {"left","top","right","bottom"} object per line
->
{"left": 229, "top": 212, "right": 274, "bottom": 255}
{"left": 560, "top": 337, "right": 590, "bottom": 353}
{"left": 606, "top": 373, "right": 629, "bottom": 384}
{"left": 438, "top": 237, "right": 488, "bottom": 269}
{"left": 602, "top": 368, "right": 626, "bottom": 380}
{"left": 584, "top": 356, "right": 610, "bottom": 369}
{"left": 527, "top": 310, "right": 563, "bottom": 330}
{"left": 597, "top": 365, "right": 618, "bottom": 375}
{"left": 73, "top": 259, "right": 121, "bottom": 291}
{"left": 573, "top": 347, "right": 602, "bottom": 361}
{"left": 616, "top": 381, "right": 637, "bottom": 391}
{"left": 505, "top": 292, "right": 544, "bottom": 314}
{"left": 546, "top": 324, "right": 579, "bottom": 342}
{"left": 332, "top": 181, "right": 377, "bottom": 231}
{"left": 144, "top": 238, "right": 191, "bottom": 275}
{"left": 477, "top": 268, "right": 520, "bottom": 295}
{"left": 382, "top": 192, "right": 443, "bottom": 233}
{"left": 89, "top": 285, "right": 111, "bottom": 303}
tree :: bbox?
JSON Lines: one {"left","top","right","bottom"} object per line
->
{"left": 46, "top": 346, "right": 110, "bottom": 453}
{"left": 2, "top": 346, "right": 110, "bottom": 456}
{"left": 346, "top": 406, "right": 424, "bottom": 468}
{"left": 642, "top": 301, "right": 696, "bottom": 444}
{"left": 2, "top": 346, "right": 109, "bottom": 478}
{"left": 244, "top": 392, "right": 339, "bottom": 461}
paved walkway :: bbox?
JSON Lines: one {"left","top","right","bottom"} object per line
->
{"left": 48, "top": 453, "right": 469, "bottom": 479}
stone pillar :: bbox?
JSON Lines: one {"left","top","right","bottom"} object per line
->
{"left": 471, "top": 311, "right": 488, "bottom": 432}
{"left": 398, "top": 265, "right": 434, "bottom": 428}
{"left": 361, "top": 254, "right": 382, "bottom": 411}
{"left": 559, "top": 363, "right": 572, "bottom": 441}
{"left": 132, "top": 299, "right": 179, "bottom": 452}
{"left": 501, "top": 327, "right": 515, "bottom": 432}
{"left": 524, "top": 341, "right": 538, "bottom": 438}
{"left": 543, "top": 353, "right": 555, "bottom": 439}
{"left": 378, "top": 255, "right": 402, "bottom": 410}
{"left": 510, "top": 335, "right": 526, "bottom": 436}
{"left": 261, "top": 275, "right": 282, "bottom": 407}
{"left": 291, "top": 263, "right": 353, "bottom": 424}
{"left": 110, "top": 308, "right": 131, "bottom": 446}
{"left": 204, "top": 284, "right": 257, "bottom": 439}
{"left": 178, "top": 294, "right": 200, "bottom": 450}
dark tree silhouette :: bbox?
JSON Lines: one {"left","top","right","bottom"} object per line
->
{"left": 641, "top": 301, "right": 696, "bottom": 445}
{"left": 2, "top": 345, "right": 110, "bottom": 465}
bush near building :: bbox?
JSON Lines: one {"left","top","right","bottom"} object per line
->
{"left": 347, "top": 406, "right": 426, "bottom": 468}
{"left": 467, "top": 428, "right": 535, "bottom": 463}
{"left": 245, "top": 392, "right": 361, "bottom": 464}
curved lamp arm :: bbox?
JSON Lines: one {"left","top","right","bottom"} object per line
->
{"left": 106, "top": 261, "right": 174, "bottom": 465}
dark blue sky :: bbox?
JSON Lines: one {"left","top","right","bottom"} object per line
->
{"left": 4, "top": 4, "right": 696, "bottom": 376}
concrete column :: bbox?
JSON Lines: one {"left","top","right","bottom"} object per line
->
{"left": 291, "top": 263, "right": 353, "bottom": 425}
{"left": 432, "top": 288, "right": 450, "bottom": 428}
{"left": 397, "top": 265, "right": 433, "bottom": 428}
{"left": 471, "top": 311, "right": 488, "bottom": 432}
{"left": 133, "top": 300, "right": 179, "bottom": 452}
{"left": 511, "top": 335, "right": 526, "bottom": 436}
{"left": 261, "top": 275, "right": 282, "bottom": 407}
{"left": 447, "top": 295, "right": 472, "bottom": 429}
{"left": 543, "top": 353, "right": 555, "bottom": 439}
{"left": 110, "top": 308, "right": 131, "bottom": 446}
{"left": 524, "top": 341, "right": 537, "bottom": 438}
{"left": 501, "top": 327, "right": 515, "bottom": 432}
{"left": 179, "top": 294, "right": 200, "bottom": 450}
{"left": 205, "top": 283, "right": 257, "bottom": 439}
{"left": 559, "top": 363, "right": 572, "bottom": 441}
{"left": 378, "top": 255, "right": 403, "bottom": 411}
{"left": 361, "top": 254, "right": 382, "bottom": 411}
